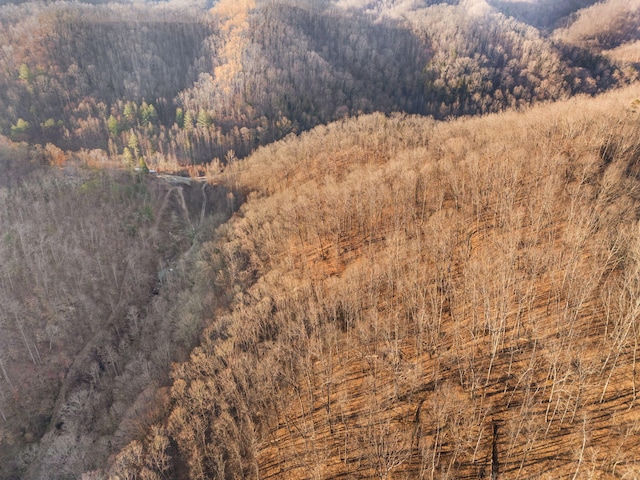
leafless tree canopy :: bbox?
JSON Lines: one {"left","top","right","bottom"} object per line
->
{"left": 2, "top": 0, "right": 640, "bottom": 479}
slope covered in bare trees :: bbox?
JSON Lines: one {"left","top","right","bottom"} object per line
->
{"left": 0, "top": 0, "right": 635, "bottom": 165}
{"left": 0, "top": 147, "right": 236, "bottom": 479}
{"left": 2, "top": 1, "right": 640, "bottom": 479}
{"left": 98, "top": 84, "right": 640, "bottom": 479}
{"left": 486, "top": 0, "right": 600, "bottom": 30}
{"left": 553, "top": 0, "right": 640, "bottom": 67}
{"left": 553, "top": 0, "right": 640, "bottom": 51}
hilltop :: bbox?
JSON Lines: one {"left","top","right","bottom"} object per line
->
{"left": 0, "top": 0, "right": 635, "bottom": 164}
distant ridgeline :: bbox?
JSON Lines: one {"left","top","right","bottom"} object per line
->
{"left": 0, "top": 0, "right": 636, "bottom": 167}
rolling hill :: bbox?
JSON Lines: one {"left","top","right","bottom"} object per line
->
{"left": 104, "top": 84, "right": 640, "bottom": 479}
{"left": 1, "top": 0, "right": 640, "bottom": 479}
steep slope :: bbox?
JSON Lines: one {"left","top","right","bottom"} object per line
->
{"left": 105, "top": 84, "right": 640, "bottom": 479}
{"left": 0, "top": 0, "right": 634, "bottom": 166}
{"left": 486, "top": 0, "right": 600, "bottom": 30}
{"left": 552, "top": 0, "right": 640, "bottom": 68}
{"left": 553, "top": 0, "right": 640, "bottom": 51}
{"left": 0, "top": 147, "right": 236, "bottom": 479}
{"left": 177, "top": 0, "right": 635, "bottom": 158}
{"left": 2, "top": 2, "right": 640, "bottom": 479}
{"left": 0, "top": 1, "right": 213, "bottom": 145}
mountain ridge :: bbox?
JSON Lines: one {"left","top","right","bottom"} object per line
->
{"left": 1, "top": 1, "right": 640, "bottom": 478}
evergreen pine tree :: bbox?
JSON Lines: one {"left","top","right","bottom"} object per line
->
{"left": 107, "top": 115, "right": 120, "bottom": 137}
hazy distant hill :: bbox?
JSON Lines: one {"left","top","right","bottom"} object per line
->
{"left": 553, "top": 0, "right": 640, "bottom": 49}
{"left": 0, "top": 0, "right": 634, "bottom": 164}
{"left": 553, "top": 0, "right": 640, "bottom": 65}
{"left": 487, "top": 0, "right": 600, "bottom": 30}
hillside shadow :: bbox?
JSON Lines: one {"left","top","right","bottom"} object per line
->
{"left": 487, "top": 0, "right": 600, "bottom": 30}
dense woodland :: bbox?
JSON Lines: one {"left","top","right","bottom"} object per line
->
{"left": 101, "top": 85, "right": 640, "bottom": 480}
{"left": 0, "top": 0, "right": 636, "bottom": 164}
{"left": 0, "top": 142, "right": 237, "bottom": 479}
{"left": 1, "top": 0, "right": 640, "bottom": 479}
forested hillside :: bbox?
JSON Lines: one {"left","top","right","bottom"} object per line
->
{"left": 0, "top": 144, "right": 236, "bottom": 479}
{"left": 1, "top": 0, "right": 640, "bottom": 479}
{"left": 553, "top": 0, "right": 640, "bottom": 66}
{"left": 486, "top": 0, "right": 599, "bottom": 30}
{"left": 554, "top": 0, "right": 640, "bottom": 50}
{"left": 0, "top": 0, "right": 636, "bottom": 164}
{"left": 106, "top": 84, "right": 640, "bottom": 479}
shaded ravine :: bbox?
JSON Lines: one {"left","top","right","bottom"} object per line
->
{"left": 26, "top": 176, "right": 216, "bottom": 479}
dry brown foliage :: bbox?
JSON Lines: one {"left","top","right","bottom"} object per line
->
{"left": 114, "top": 84, "right": 640, "bottom": 479}
{"left": 553, "top": 0, "right": 640, "bottom": 50}
{"left": 0, "top": 157, "right": 236, "bottom": 479}
{"left": 605, "top": 40, "right": 640, "bottom": 65}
